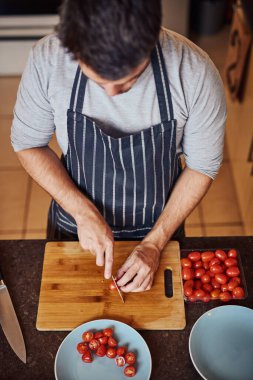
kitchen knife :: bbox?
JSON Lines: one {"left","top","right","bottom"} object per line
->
{"left": 112, "top": 275, "right": 125, "bottom": 303}
{"left": 0, "top": 267, "right": 26, "bottom": 363}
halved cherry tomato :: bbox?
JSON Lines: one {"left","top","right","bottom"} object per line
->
{"left": 82, "top": 350, "right": 92, "bottom": 363}
{"left": 215, "top": 249, "right": 227, "bottom": 261}
{"left": 220, "top": 291, "right": 232, "bottom": 302}
{"left": 193, "top": 260, "right": 203, "bottom": 269}
{"left": 232, "top": 286, "right": 245, "bottom": 299}
{"left": 188, "top": 251, "right": 201, "bottom": 261}
{"left": 82, "top": 331, "right": 94, "bottom": 342}
{"left": 210, "top": 264, "right": 223, "bottom": 274}
{"left": 226, "top": 266, "right": 240, "bottom": 277}
{"left": 98, "top": 336, "right": 108, "bottom": 345}
{"left": 89, "top": 339, "right": 100, "bottom": 351}
{"left": 109, "top": 281, "right": 117, "bottom": 291}
{"left": 106, "top": 347, "right": 117, "bottom": 358}
{"left": 96, "top": 344, "right": 106, "bottom": 357}
{"left": 224, "top": 258, "right": 238, "bottom": 267}
{"left": 201, "top": 274, "right": 211, "bottom": 283}
{"left": 94, "top": 331, "right": 104, "bottom": 339}
{"left": 182, "top": 267, "right": 194, "bottom": 281}
{"left": 209, "top": 258, "right": 221, "bottom": 267}
{"left": 214, "top": 273, "right": 228, "bottom": 285}
{"left": 115, "top": 356, "right": 126, "bottom": 367}
{"left": 202, "top": 283, "right": 213, "bottom": 293}
{"left": 195, "top": 268, "right": 205, "bottom": 278}
{"left": 117, "top": 346, "right": 127, "bottom": 356}
{"left": 124, "top": 365, "right": 136, "bottom": 377}
{"left": 183, "top": 279, "right": 194, "bottom": 289}
{"left": 194, "top": 280, "right": 202, "bottom": 289}
{"left": 77, "top": 342, "right": 89, "bottom": 354}
{"left": 201, "top": 251, "right": 215, "bottom": 262}
{"left": 184, "top": 286, "right": 193, "bottom": 297}
{"left": 108, "top": 336, "right": 117, "bottom": 347}
{"left": 181, "top": 258, "right": 192, "bottom": 268}
{"left": 210, "top": 289, "right": 221, "bottom": 299}
{"left": 211, "top": 279, "right": 221, "bottom": 289}
{"left": 103, "top": 328, "right": 113, "bottom": 337}
{"left": 228, "top": 249, "right": 237, "bottom": 258}
{"left": 125, "top": 352, "right": 136, "bottom": 365}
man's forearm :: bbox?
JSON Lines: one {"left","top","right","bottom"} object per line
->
{"left": 16, "top": 147, "right": 97, "bottom": 222}
{"left": 143, "top": 167, "right": 213, "bottom": 250}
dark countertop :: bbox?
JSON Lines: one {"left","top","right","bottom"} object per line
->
{"left": 0, "top": 236, "right": 253, "bottom": 380}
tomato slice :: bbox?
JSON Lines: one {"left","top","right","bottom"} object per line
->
{"left": 108, "top": 336, "right": 117, "bottom": 347}
{"left": 106, "top": 347, "right": 117, "bottom": 358}
{"left": 89, "top": 339, "right": 100, "bottom": 351}
{"left": 76, "top": 342, "right": 89, "bottom": 354}
{"left": 96, "top": 344, "right": 106, "bottom": 357}
{"left": 115, "top": 356, "right": 126, "bottom": 367}
{"left": 82, "top": 350, "right": 92, "bottom": 363}
{"left": 82, "top": 331, "right": 94, "bottom": 342}
{"left": 125, "top": 352, "right": 136, "bottom": 365}
{"left": 94, "top": 331, "right": 104, "bottom": 339}
{"left": 109, "top": 281, "right": 117, "bottom": 291}
{"left": 124, "top": 365, "right": 136, "bottom": 377}
{"left": 103, "top": 328, "right": 113, "bottom": 337}
{"left": 98, "top": 336, "right": 108, "bottom": 345}
{"left": 117, "top": 346, "right": 127, "bottom": 356}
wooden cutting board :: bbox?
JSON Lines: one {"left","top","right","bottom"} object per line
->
{"left": 36, "top": 241, "right": 185, "bottom": 331}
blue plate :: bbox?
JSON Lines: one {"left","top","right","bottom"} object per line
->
{"left": 54, "top": 319, "right": 152, "bottom": 380}
{"left": 189, "top": 306, "right": 253, "bottom": 380}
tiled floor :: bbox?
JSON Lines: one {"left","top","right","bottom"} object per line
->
{"left": 0, "top": 26, "right": 246, "bottom": 239}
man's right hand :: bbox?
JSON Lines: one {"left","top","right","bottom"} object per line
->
{"left": 75, "top": 205, "right": 114, "bottom": 279}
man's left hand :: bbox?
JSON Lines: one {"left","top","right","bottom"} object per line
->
{"left": 116, "top": 241, "right": 161, "bottom": 292}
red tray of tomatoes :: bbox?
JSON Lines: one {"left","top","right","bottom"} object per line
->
{"left": 180, "top": 248, "right": 247, "bottom": 303}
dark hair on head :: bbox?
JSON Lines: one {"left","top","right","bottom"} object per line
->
{"left": 57, "top": 0, "right": 161, "bottom": 80}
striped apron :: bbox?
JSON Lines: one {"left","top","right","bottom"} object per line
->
{"left": 47, "top": 42, "right": 183, "bottom": 241}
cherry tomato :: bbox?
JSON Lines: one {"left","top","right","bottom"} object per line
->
{"left": 193, "top": 260, "right": 203, "bottom": 269}
{"left": 82, "top": 350, "right": 92, "bottom": 363}
{"left": 182, "top": 267, "right": 194, "bottom": 281}
{"left": 210, "top": 289, "right": 221, "bottom": 299}
{"left": 188, "top": 295, "right": 197, "bottom": 302}
{"left": 125, "top": 352, "right": 136, "bottom": 365}
{"left": 109, "top": 281, "right": 117, "bottom": 291}
{"left": 233, "top": 276, "right": 241, "bottom": 285}
{"left": 124, "top": 365, "right": 136, "bottom": 377}
{"left": 203, "top": 261, "right": 210, "bottom": 270}
{"left": 201, "top": 274, "right": 211, "bottom": 283}
{"left": 209, "top": 258, "right": 221, "bottom": 267}
{"left": 103, "top": 328, "right": 113, "bottom": 337}
{"left": 89, "top": 339, "right": 100, "bottom": 351}
{"left": 184, "top": 286, "right": 193, "bottom": 297}
{"left": 215, "top": 249, "right": 227, "bottom": 261}
{"left": 224, "top": 258, "right": 238, "bottom": 267}
{"left": 98, "top": 336, "right": 108, "bottom": 345}
{"left": 228, "top": 249, "right": 237, "bottom": 258}
{"left": 194, "top": 289, "right": 206, "bottom": 299}
{"left": 106, "top": 347, "right": 117, "bottom": 358}
{"left": 210, "top": 264, "right": 223, "bottom": 274}
{"left": 96, "top": 344, "right": 106, "bottom": 357}
{"left": 214, "top": 273, "right": 228, "bottom": 285}
{"left": 202, "top": 283, "right": 213, "bottom": 293}
{"left": 117, "top": 346, "right": 127, "bottom": 356}
{"left": 206, "top": 270, "right": 215, "bottom": 278}
{"left": 194, "top": 280, "right": 202, "bottom": 289}
{"left": 82, "top": 331, "right": 94, "bottom": 342}
{"left": 232, "top": 286, "right": 245, "bottom": 299}
{"left": 211, "top": 279, "right": 221, "bottom": 289}
{"left": 226, "top": 266, "right": 240, "bottom": 278}
{"left": 195, "top": 268, "right": 205, "bottom": 278}
{"left": 221, "top": 284, "right": 229, "bottom": 292}
{"left": 183, "top": 279, "right": 194, "bottom": 289}
{"left": 181, "top": 258, "right": 192, "bottom": 268}
{"left": 188, "top": 251, "right": 201, "bottom": 262}
{"left": 201, "top": 251, "right": 215, "bottom": 262}
{"left": 202, "top": 293, "right": 211, "bottom": 303}
{"left": 227, "top": 280, "right": 239, "bottom": 292}
{"left": 108, "top": 336, "right": 117, "bottom": 347}
{"left": 76, "top": 342, "right": 89, "bottom": 354}
{"left": 220, "top": 291, "right": 232, "bottom": 302}
{"left": 115, "top": 356, "right": 126, "bottom": 367}
{"left": 94, "top": 332, "right": 104, "bottom": 339}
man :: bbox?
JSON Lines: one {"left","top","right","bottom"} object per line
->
{"left": 11, "top": 0, "right": 226, "bottom": 292}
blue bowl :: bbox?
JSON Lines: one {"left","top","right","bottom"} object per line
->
{"left": 189, "top": 306, "right": 253, "bottom": 380}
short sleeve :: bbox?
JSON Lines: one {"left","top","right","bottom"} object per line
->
{"left": 11, "top": 44, "right": 55, "bottom": 152}
{"left": 182, "top": 55, "right": 227, "bottom": 179}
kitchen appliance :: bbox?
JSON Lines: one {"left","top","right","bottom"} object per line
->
{"left": 36, "top": 241, "right": 185, "bottom": 331}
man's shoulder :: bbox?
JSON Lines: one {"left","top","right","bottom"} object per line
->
{"left": 31, "top": 33, "right": 70, "bottom": 66}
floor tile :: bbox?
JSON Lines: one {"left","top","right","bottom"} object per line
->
{"left": 26, "top": 180, "right": 51, "bottom": 231}
{"left": 185, "top": 225, "right": 204, "bottom": 237}
{"left": 0, "top": 118, "right": 21, "bottom": 168}
{"left": 0, "top": 170, "right": 28, "bottom": 231}
{"left": 186, "top": 206, "right": 202, "bottom": 225}
{"left": 205, "top": 224, "right": 244, "bottom": 236}
{"left": 200, "top": 162, "right": 242, "bottom": 224}
{"left": 0, "top": 76, "right": 21, "bottom": 116}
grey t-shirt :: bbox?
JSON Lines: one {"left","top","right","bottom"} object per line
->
{"left": 11, "top": 28, "right": 227, "bottom": 179}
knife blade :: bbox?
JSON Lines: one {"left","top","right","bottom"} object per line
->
{"left": 0, "top": 269, "right": 26, "bottom": 363}
{"left": 111, "top": 275, "right": 125, "bottom": 303}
